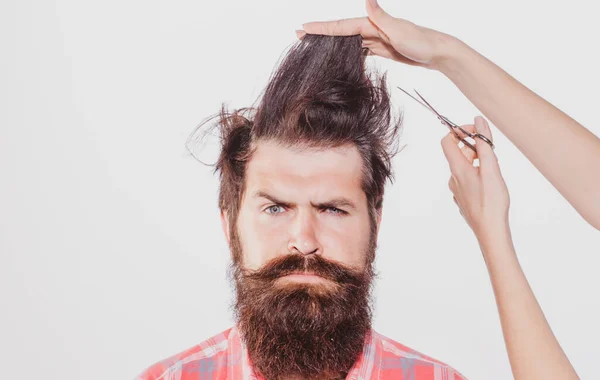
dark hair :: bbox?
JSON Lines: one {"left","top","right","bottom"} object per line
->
{"left": 188, "top": 34, "right": 403, "bottom": 235}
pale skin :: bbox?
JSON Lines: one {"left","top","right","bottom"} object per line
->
{"left": 221, "top": 140, "right": 378, "bottom": 282}
{"left": 298, "top": 0, "right": 589, "bottom": 379}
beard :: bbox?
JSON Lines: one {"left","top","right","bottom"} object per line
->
{"left": 228, "top": 227, "right": 377, "bottom": 380}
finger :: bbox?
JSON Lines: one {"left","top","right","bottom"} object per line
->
{"left": 453, "top": 196, "right": 466, "bottom": 219}
{"left": 454, "top": 124, "right": 475, "bottom": 140}
{"left": 451, "top": 124, "right": 479, "bottom": 165}
{"left": 453, "top": 195, "right": 462, "bottom": 206}
{"left": 360, "top": 41, "right": 394, "bottom": 60}
{"left": 461, "top": 144, "right": 477, "bottom": 165}
{"left": 361, "top": 40, "right": 422, "bottom": 65}
{"left": 453, "top": 195, "right": 462, "bottom": 212}
{"left": 295, "top": 29, "right": 306, "bottom": 39}
{"left": 302, "top": 17, "right": 380, "bottom": 38}
{"left": 448, "top": 176, "right": 455, "bottom": 192}
{"left": 365, "top": 0, "right": 396, "bottom": 42}
{"left": 363, "top": 37, "right": 420, "bottom": 66}
{"left": 473, "top": 116, "right": 499, "bottom": 173}
{"left": 441, "top": 132, "right": 472, "bottom": 177}
{"left": 361, "top": 38, "right": 376, "bottom": 47}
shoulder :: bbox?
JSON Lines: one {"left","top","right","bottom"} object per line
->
{"left": 370, "top": 330, "right": 468, "bottom": 379}
{"left": 134, "top": 327, "right": 233, "bottom": 380}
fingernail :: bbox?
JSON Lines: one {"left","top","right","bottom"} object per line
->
{"left": 295, "top": 29, "right": 306, "bottom": 39}
{"left": 368, "top": 0, "right": 378, "bottom": 8}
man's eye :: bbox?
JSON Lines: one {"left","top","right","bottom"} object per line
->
{"left": 325, "top": 207, "right": 346, "bottom": 215}
{"left": 265, "top": 205, "right": 285, "bottom": 214}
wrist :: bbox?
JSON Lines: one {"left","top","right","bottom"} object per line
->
{"left": 431, "top": 34, "right": 472, "bottom": 75}
{"left": 476, "top": 221, "right": 515, "bottom": 258}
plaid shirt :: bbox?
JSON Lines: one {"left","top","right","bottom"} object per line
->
{"left": 136, "top": 325, "right": 467, "bottom": 380}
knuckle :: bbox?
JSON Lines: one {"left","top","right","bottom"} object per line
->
{"left": 448, "top": 176, "right": 455, "bottom": 190}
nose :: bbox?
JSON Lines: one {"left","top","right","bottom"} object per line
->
{"left": 287, "top": 209, "right": 321, "bottom": 256}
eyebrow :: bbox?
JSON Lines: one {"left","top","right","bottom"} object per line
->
{"left": 253, "top": 190, "right": 357, "bottom": 211}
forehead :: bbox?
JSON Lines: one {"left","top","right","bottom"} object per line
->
{"left": 244, "top": 140, "right": 364, "bottom": 201}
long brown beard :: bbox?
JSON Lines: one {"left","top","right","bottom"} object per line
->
{"left": 228, "top": 229, "right": 377, "bottom": 380}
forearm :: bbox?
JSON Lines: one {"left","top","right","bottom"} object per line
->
{"left": 436, "top": 37, "right": 600, "bottom": 230}
{"left": 478, "top": 228, "right": 579, "bottom": 380}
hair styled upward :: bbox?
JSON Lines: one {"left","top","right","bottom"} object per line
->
{"left": 189, "top": 34, "right": 403, "bottom": 236}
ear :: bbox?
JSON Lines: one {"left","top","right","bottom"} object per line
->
{"left": 220, "top": 209, "right": 231, "bottom": 246}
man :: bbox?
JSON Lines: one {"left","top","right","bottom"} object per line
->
{"left": 135, "top": 34, "right": 466, "bottom": 380}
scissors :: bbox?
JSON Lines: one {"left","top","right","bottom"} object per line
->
{"left": 396, "top": 86, "right": 494, "bottom": 153}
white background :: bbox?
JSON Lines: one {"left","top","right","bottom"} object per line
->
{"left": 1, "top": 0, "right": 599, "bottom": 379}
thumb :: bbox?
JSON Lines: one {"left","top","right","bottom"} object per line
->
{"left": 365, "top": 0, "right": 396, "bottom": 40}
{"left": 474, "top": 116, "right": 498, "bottom": 171}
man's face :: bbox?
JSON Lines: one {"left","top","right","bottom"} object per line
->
{"left": 220, "top": 140, "right": 382, "bottom": 379}
{"left": 225, "top": 139, "right": 377, "bottom": 275}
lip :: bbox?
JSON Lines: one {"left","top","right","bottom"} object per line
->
{"left": 280, "top": 272, "right": 327, "bottom": 283}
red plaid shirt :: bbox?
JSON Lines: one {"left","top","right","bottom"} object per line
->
{"left": 136, "top": 325, "right": 467, "bottom": 379}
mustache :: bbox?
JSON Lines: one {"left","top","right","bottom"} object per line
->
{"left": 241, "top": 253, "right": 366, "bottom": 285}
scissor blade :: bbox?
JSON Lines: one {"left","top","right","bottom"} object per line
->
{"left": 396, "top": 86, "right": 440, "bottom": 117}
{"left": 412, "top": 89, "right": 457, "bottom": 127}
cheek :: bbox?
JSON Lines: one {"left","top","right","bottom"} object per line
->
{"left": 320, "top": 217, "right": 370, "bottom": 266}
{"left": 237, "top": 212, "right": 288, "bottom": 270}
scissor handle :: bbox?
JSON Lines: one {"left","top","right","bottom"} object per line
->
{"left": 445, "top": 119, "right": 495, "bottom": 151}
{"left": 473, "top": 133, "right": 494, "bottom": 149}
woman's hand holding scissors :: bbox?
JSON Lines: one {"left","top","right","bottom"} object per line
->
{"left": 440, "top": 117, "right": 579, "bottom": 380}
{"left": 443, "top": 118, "right": 579, "bottom": 380}
{"left": 441, "top": 117, "right": 510, "bottom": 243}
